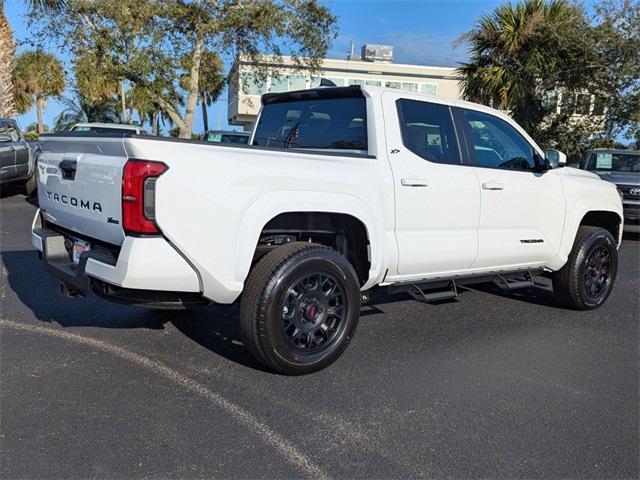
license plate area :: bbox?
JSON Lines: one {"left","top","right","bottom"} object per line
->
{"left": 72, "top": 239, "right": 91, "bottom": 264}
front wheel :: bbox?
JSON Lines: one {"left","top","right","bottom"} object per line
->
{"left": 240, "top": 242, "right": 361, "bottom": 375}
{"left": 553, "top": 226, "right": 618, "bottom": 310}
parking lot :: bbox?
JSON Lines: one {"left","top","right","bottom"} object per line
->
{"left": 1, "top": 190, "right": 638, "bottom": 479}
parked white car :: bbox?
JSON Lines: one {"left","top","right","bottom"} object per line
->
{"left": 70, "top": 123, "right": 148, "bottom": 135}
{"left": 32, "top": 85, "right": 623, "bottom": 374}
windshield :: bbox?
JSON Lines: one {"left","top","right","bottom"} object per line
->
{"left": 587, "top": 152, "right": 640, "bottom": 172}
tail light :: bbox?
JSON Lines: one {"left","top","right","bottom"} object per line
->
{"left": 122, "top": 159, "right": 168, "bottom": 234}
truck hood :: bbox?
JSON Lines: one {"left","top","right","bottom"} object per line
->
{"left": 558, "top": 167, "right": 601, "bottom": 181}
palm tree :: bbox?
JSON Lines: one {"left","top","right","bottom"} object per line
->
{"left": 12, "top": 50, "right": 65, "bottom": 132}
{"left": 0, "top": 0, "right": 64, "bottom": 118}
{"left": 456, "top": 0, "right": 591, "bottom": 132}
{"left": 53, "top": 90, "right": 121, "bottom": 131}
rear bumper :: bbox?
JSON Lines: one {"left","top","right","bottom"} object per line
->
{"left": 31, "top": 210, "right": 201, "bottom": 295}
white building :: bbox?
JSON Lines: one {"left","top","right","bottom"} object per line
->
{"left": 227, "top": 45, "right": 607, "bottom": 131}
{"left": 228, "top": 46, "right": 461, "bottom": 130}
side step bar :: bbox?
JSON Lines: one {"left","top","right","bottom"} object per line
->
{"left": 493, "top": 271, "right": 535, "bottom": 290}
{"left": 386, "top": 269, "right": 540, "bottom": 304}
{"left": 388, "top": 280, "right": 458, "bottom": 304}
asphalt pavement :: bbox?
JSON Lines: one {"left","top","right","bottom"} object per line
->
{"left": 1, "top": 189, "right": 638, "bottom": 479}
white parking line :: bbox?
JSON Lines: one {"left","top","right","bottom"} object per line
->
{"left": 0, "top": 319, "right": 330, "bottom": 480}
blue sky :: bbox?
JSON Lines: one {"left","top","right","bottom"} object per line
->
{"left": 5, "top": 0, "right": 504, "bottom": 133}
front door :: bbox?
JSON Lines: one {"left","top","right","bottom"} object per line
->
{"left": 4, "top": 121, "right": 29, "bottom": 178}
{"left": 0, "top": 121, "right": 16, "bottom": 181}
{"left": 383, "top": 94, "right": 481, "bottom": 279}
{"left": 455, "top": 107, "right": 565, "bottom": 269}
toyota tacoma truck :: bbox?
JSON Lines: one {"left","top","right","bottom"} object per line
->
{"left": 31, "top": 86, "right": 623, "bottom": 375}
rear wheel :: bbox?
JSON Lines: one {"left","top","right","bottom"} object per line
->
{"left": 553, "top": 226, "right": 618, "bottom": 310}
{"left": 240, "top": 242, "right": 360, "bottom": 375}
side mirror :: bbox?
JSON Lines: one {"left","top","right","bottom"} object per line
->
{"left": 545, "top": 149, "right": 567, "bottom": 169}
{"left": 0, "top": 134, "right": 12, "bottom": 143}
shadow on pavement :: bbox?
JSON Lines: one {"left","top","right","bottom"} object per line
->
{"left": 0, "top": 249, "right": 265, "bottom": 370}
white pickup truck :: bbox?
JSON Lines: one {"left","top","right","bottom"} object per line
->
{"left": 32, "top": 86, "right": 623, "bottom": 374}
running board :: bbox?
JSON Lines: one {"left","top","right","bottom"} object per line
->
{"left": 493, "top": 271, "right": 535, "bottom": 291}
{"left": 388, "top": 280, "right": 458, "bottom": 304}
{"left": 386, "top": 269, "right": 541, "bottom": 304}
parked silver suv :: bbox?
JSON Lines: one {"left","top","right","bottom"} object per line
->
{"left": 0, "top": 118, "right": 36, "bottom": 195}
{"left": 584, "top": 149, "right": 640, "bottom": 233}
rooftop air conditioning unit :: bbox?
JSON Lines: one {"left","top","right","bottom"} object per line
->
{"left": 361, "top": 44, "right": 393, "bottom": 63}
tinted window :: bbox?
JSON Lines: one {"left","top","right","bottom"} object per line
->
{"left": 463, "top": 110, "right": 535, "bottom": 170}
{"left": 4, "top": 122, "right": 20, "bottom": 142}
{"left": 397, "top": 99, "right": 460, "bottom": 164}
{"left": 253, "top": 96, "right": 367, "bottom": 152}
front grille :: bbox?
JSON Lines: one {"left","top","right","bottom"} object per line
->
{"left": 617, "top": 184, "right": 640, "bottom": 201}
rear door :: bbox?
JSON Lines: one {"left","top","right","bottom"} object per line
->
{"left": 37, "top": 135, "right": 128, "bottom": 246}
{"left": 383, "top": 93, "right": 480, "bottom": 278}
{"left": 454, "top": 107, "right": 565, "bottom": 268}
{"left": 0, "top": 120, "right": 16, "bottom": 181}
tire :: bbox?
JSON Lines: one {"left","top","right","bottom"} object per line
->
{"left": 553, "top": 226, "right": 618, "bottom": 310}
{"left": 240, "top": 242, "right": 361, "bottom": 375}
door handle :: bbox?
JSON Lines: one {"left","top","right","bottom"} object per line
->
{"left": 482, "top": 181, "right": 504, "bottom": 190}
{"left": 401, "top": 177, "right": 429, "bottom": 187}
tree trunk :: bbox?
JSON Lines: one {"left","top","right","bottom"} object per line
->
{"left": 120, "top": 80, "right": 127, "bottom": 124}
{"left": 152, "top": 111, "right": 158, "bottom": 136}
{"left": 36, "top": 96, "right": 44, "bottom": 134}
{"left": 179, "top": 37, "right": 204, "bottom": 139}
{"left": 201, "top": 92, "right": 209, "bottom": 132}
{"left": 0, "top": 9, "right": 17, "bottom": 118}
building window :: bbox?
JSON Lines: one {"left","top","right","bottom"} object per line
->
{"left": 561, "top": 93, "right": 576, "bottom": 115}
{"left": 386, "top": 81, "right": 401, "bottom": 89}
{"left": 592, "top": 96, "right": 607, "bottom": 115}
{"left": 289, "top": 75, "right": 307, "bottom": 91}
{"left": 542, "top": 90, "right": 558, "bottom": 112}
{"left": 401, "top": 82, "right": 418, "bottom": 92}
{"left": 575, "top": 94, "right": 592, "bottom": 115}
{"left": 241, "top": 72, "right": 266, "bottom": 95}
{"left": 270, "top": 75, "right": 288, "bottom": 93}
{"left": 365, "top": 79, "right": 382, "bottom": 86}
{"left": 421, "top": 83, "right": 438, "bottom": 95}
{"left": 348, "top": 79, "right": 364, "bottom": 86}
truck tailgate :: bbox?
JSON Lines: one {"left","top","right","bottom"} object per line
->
{"left": 37, "top": 135, "right": 128, "bottom": 246}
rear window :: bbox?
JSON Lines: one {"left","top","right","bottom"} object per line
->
{"left": 252, "top": 96, "right": 368, "bottom": 153}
